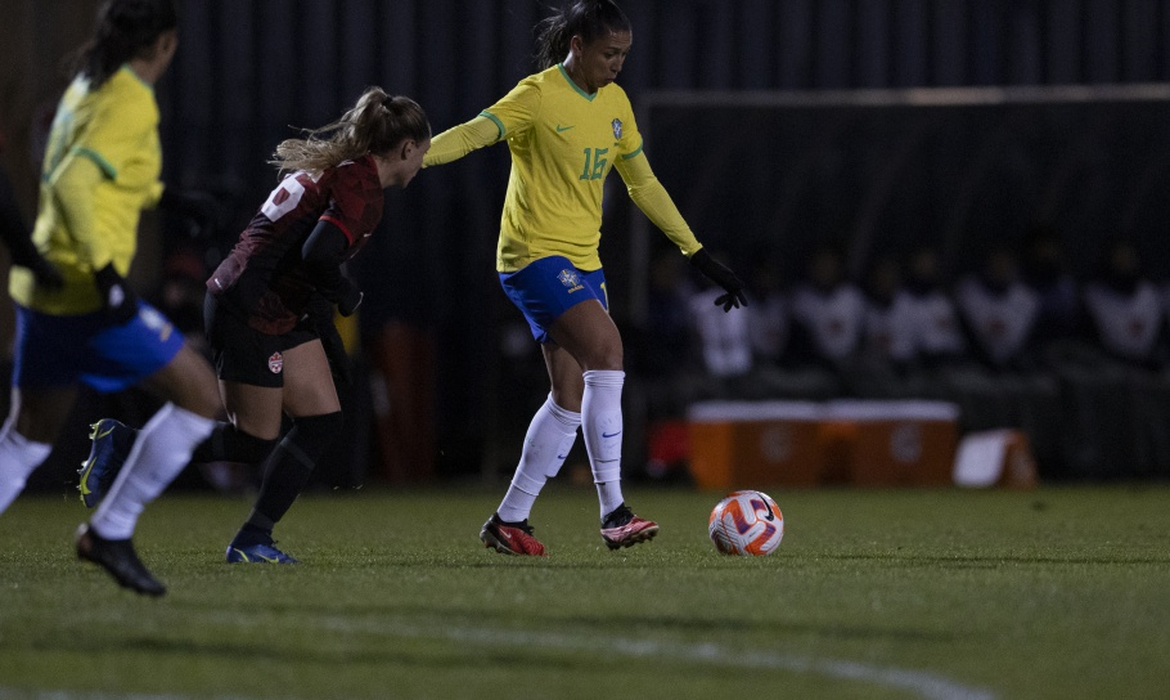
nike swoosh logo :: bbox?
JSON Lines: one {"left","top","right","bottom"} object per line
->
{"left": 556, "top": 454, "right": 567, "bottom": 460}
{"left": 500, "top": 530, "right": 513, "bottom": 541}
{"left": 602, "top": 431, "right": 621, "bottom": 438}
{"left": 231, "top": 547, "right": 280, "bottom": 563}
{"left": 756, "top": 494, "right": 776, "bottom": 521}
{"left": 556, "top": 124, "right": 574, "bottom": 132}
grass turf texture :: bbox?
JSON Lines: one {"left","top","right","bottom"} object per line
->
{"left": 1, "top": 485, "right": 1168, "bottom": 699}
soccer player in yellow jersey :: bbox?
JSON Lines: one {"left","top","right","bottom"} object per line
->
{"left": 425, "top": 0, "right": 748, "bottom": 555}
{"left": 0, "top": 0, "right": 222, "bottom": 596}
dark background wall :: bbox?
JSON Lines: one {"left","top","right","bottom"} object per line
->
{"left": 4, "top": 0, "right": 1170, "bottom": 482}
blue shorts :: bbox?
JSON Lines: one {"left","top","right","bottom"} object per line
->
{"left": 500, "top": 256, "right": 609, "bottom": 343}
{"left": 11, "top": 302, "right": 186, "bottom": 393}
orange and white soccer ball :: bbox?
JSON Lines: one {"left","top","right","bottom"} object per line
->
{"left": 708, "top": 490, "right": 784, "bottom": 555}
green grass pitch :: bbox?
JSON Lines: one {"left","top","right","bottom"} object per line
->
{"left": 1, "top": 484, "right": 1168, "bottom": 699}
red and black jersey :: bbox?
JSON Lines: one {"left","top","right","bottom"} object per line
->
{"left": 208, "top": 154, "right": 383, "bottom": 334}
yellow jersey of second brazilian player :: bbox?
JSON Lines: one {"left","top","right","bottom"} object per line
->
{"left": 9, "top": 65, "right": 164, "bottom": 314}
{"left": 481, "top": 64, "right": 643, "bottom": 273}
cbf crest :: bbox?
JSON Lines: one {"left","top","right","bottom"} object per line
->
{"left": 611, "top": 118, "right": 623, "bottom": 140}
{"left": 558, "top": 268, "right": 584, "bottom": 293}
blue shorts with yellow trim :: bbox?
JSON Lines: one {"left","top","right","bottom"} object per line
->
{"left": 500, "top": 255, "right": 608, "bottom": 343}
{"left": 11, "top": 301, "right": 185, "bottom": 393}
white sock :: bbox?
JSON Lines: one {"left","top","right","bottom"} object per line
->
{"left": 0, "top": 417, "right": 53, "bottom": 514}
{"left": 90, "top": 403, "right": 215, "bottom": 540}
{"left": 581, "top": 369, "right": 625, "bottom": 520}
{"left": 497, "top": 394, "right": 581, "bottom": 523}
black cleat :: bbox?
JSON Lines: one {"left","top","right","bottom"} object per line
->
{"left": 75, "top": 523, "right": 166, "bottom": 597}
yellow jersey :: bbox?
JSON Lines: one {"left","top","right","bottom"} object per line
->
{"left": 426, "top": 64, "right": 701, "bottom": 273}
{"left": 9, "top": 65, "right": 164, "bottom": 314}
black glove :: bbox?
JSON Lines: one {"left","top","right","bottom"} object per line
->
{"left": 333, "top": 277, "right": 363, "bottom": 317}
{"left": 690, "top": 248, "right": 748, "bottom": 312}
{"left": 160, "top": 187, "right": 221, "bottom": 240}
{"left": 93, "top": 263, "right": 138, "bottom": 325}
{"left": 25, "top": 255, "right": 64, "bottom": 290}
{"left": 306, "top": 292, "right": 353, "bottom": 385}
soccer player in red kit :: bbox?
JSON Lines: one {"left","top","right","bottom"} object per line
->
{"left": 83, "top": 87, "right": 431, "bottom": 564}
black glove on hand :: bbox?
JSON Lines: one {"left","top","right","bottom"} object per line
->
{"left": 160, "top": 187, "right": 221, "bottom": 239}
{"left": 690, "top": 248, "right": 748, "bottom": 312}
{"left": 93, "top": 263, "right": 138, "bottom": 325}
{"left": 26, "top": 255, "right": 64, "bottom": 290}
{"left": 306, "top": 292, "right": 353, "bottom": 386}
{"left": 334, "top": 277, "right": 363, "bottom": 317}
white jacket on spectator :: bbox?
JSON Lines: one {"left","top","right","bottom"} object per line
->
{"left": 689, "top": 287, "right": 753, "bottom": 376}
{"left": 956, "top": 276, "right": 1040, "bottom": 366}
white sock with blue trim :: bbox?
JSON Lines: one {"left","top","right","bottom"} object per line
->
{"left": 90, "top": 403, "right": 215, "bottom": 540}
{"left": 497, "top": 394, "right": 581, "bottom": 523}
{"left": 581, "top": 369, "right": 625, "bottom": 519}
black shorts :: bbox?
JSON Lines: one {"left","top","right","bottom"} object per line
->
{"left": 204, "top": 294, "right": 317, "bottom": 388}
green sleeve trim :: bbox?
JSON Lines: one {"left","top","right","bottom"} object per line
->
{"left": 74, "top": 147, "right": 117, "bottom": 179}
{"left": 620, "top": 142, "right": 644, "bottom": 161}
{"left": 479, "top": 111, "right": 506, "bottom": 141}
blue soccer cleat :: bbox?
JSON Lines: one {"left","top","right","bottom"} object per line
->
{"left": 78, "top": 418, "right": 137, "bottom": 508}
{"left": 225, "top": 542, "right": 299, "bottom": 564}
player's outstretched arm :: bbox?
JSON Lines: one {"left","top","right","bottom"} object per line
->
{"left": 423, "top": 115, "right": 502, "bottom": 168}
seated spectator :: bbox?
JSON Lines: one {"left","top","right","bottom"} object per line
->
{"left": 790, "top": 243, "right": 864, "bottom": 393}
{"left": 861, "top": 254, "right": 916, "bottom": 370}
{"left": 1060, "top": 237, "right": 1170, "bottom": 480}
{"left": 853, "top": 254, "right": 918, "bottom": 397}
{"left": 740, "top": 255, "right": 834, "bottom": 400}
{"left": 688, "top": 278, "right": 754, "bottom": 381}
{"left": 1021, "top": 223, "right": 1082, "bottom": 353}
{"left": 954, "top": 242, "right": 1062, "bottom": 477}
{"left": 955, "top": 243, "right": 1041, "bottom": 371}
{"left": 1082, "top": 238, "right": 1167, "bottom": 369}
{"left": 902, "top": 245, "right": 969, "bottom": 369}
{"left": 745, "top": 256, "right": 789, "bottom": 368}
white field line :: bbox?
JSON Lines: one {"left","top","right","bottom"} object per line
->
{"left": 310, "top": 614, "right": 998, "bottom": 700}
{"left": 4, "top": 612, "right": 997, "bottom": 700}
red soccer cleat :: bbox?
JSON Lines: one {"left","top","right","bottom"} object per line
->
{"left": 480, "top": 513, "right": 547, "bottom": 556}
{"left": 600, "top": 503, "right": 659, "bottom": 550}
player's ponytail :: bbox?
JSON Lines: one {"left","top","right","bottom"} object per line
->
{"left": 347, "top": 88, "right": 431, "bottom": 156}
{"left": 67, "top": 0, "right": 178, "bottom": 88}
{"left": 270, "top": 87, "right": 430, "bottom": 175}
{"left": 534, "top": 0, "right": 631, "bottom": 70}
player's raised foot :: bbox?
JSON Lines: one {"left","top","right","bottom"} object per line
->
{"left": 600, "top": 503, "right": 659, "bottom": 550}
{"left": 225, "top": 541, "right": 299, "bottom": 564}
{"left": 75, "top": 523, "right": 166, "bottom": 597}
{"left": 479, "top": 513, "right": 547, "bottom": 556}
{"left": 78, "top": 418, "right": 137, "bottom": 508}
